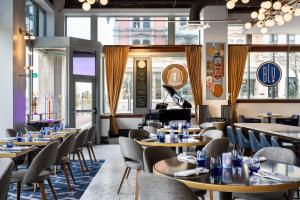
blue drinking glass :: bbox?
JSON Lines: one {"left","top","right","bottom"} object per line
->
{"left": 210, "top": 157, "right": 222, "bottom": 177}
{"left": 6, "top": 140, "right": 14, "bottom": 148}
{"left": 248, "top": 157, "right": 260, "bottom": 174}
{"left": 159, "top": 132, "right": 165, "bottom": 143}
{"left": 197, "top": 150, "right": 207, "bottom": 168}
{"left": 232, "top": 149, "right": 243, "bottom": 167}
{"left": 16, "top": 131, "right": 23, "bottom": 142}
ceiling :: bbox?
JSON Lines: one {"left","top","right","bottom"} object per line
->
{"left": 64, "top": 0, "right": 263, "bottom": 13}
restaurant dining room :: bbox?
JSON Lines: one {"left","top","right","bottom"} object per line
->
{"left": 2, "top": 0, "right": 300, "bottom": 200}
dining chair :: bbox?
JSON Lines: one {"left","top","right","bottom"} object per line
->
{"left": 275, "top": 114, "right": 299, "bottom": 126}
{"left": 129, "top": 129, "right": 150, "bottom": 140}
{"left": 226, "top": 126, "right": 238, "bottom": 147}
{"left": 234, "top": 147, "right": 296, "bottom": 200}
{"left": 271, "top": 136, "right": 280, "bottom": 147}
{"left": 5, "top": 129, "right": 17, "bottom": 137}
{"left": 248, "top": 130, "right": 262, "bottom": 153}
{"left": 259, "top": 133, "right": 271, "bottom": 148}
{"left": 10, "top": 142, "right": 59, "bottom": 200}
{"left": 239, "top": 115, "right": 261, "bottom": 123}
{"left": 25, "top": 124, "right": 37, "bottom": 131}
{"left": 236, "top": 128, "right": 250, "bottom": 154}
{"left": 86, "top": 125, "right": 97, "bottom": 164}
{"left": 199, "top": 122, "right": 214, "bottom": 129}
{"left": 72, "top": 129, "right": 89, "bottom": 175}
{"left": 201, "top": 130, "right": 223, "bottom": 140}
{"left": 199, "top": 126, "right": 217, "bottom": 135}
{"left": 139, "top": 173, "right": 199, "bottom": 200}
{"left": 148, "top": 122, "right": 162, "bottom": 129}
{"left": 54, "top": 133, "right": 77, "bottom": 191}
{"left": 0, "top": 158, "right": 14, "bottom": 200}
{"left": 202, "top": 137, "right": 230, "bottom": 158}
{"left": 118, "top": 137, "right": 144, "bottom": 200}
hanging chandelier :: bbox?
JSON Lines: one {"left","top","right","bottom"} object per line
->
{"left": 238, "top": 0, "right": 300, "bottom": 34}
{"left": 78, "top": 0, "right": 109, "bottom": 11}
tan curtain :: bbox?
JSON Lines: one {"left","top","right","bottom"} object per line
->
{"left": 185, "top": 46, "right": 202, "bottom": 122}
{"left": 228, "top": 45, "right": 249, "bottom": 123}
{"left": 104, "top": 46, "right": 129, "bottom": 135}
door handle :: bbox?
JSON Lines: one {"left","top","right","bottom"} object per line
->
{"left": 93, "top": 107, "right": 98, "bottom": 115}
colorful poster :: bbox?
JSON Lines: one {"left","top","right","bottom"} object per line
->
{"left": 206, "top": 43, "right": 226, "bottom": 100}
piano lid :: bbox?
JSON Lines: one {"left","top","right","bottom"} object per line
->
{"left": 162, "top": 85, "right": 192, "bottom": 109}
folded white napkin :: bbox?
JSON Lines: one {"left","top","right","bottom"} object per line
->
{"left": 174, "top": 168, "right": 209, "bottom": 177}
{"left": 177, "top": 154, "right": 197, "bottom": 164}
{"left": 187, "top": 138, "right": 199, "bottom": 143}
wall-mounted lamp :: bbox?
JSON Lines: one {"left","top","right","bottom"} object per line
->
{"left": 19, "top": 28, "right": 35, "bottom": 41}
{"left": 24, "top": 66, "right": 34, "bottom": 70}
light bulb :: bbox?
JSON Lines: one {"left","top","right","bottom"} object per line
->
{"left": 259, "top": 8, "right": 266, "bottom": 14}
{"left": 284, "top": 13, "right": 293, "bottom": 21}
{"left": 282, "top": 4, "right": 290, "bottom": 13}
{"left": 274, "top": 15, "right": 283, "bottom": 23}
{"left": 265, "top": 19, "right": 275, "bottom": 27}
{"left": 82, "top": 2, "right": 91, "bottom": 11}
{"left": 78, "top": 0, "right": 85, "bottom": 2}
{"left": 232, "top": 0, "right": 238, "bottom": 2}
{"left": 257, "top": 13, "right": 265, "bottom": 20}
{"left": 261, "top": 2, "right": 266, "bottom": 9}
{"left": 87, "top": 0, "right": 96, "bottom": 4}
{"left": 273, "top": 1, "right": 282, "bottom": 10}
{"left": 288, "top": 7, "right": 295, "bottom": 14}
{"left": 264, "top": 1, "right": 272, "bottom": 9}
{"left": 251, "top": 11, "right": 258, "bottom": 19}
{"left": 256, "top": 21, "right": 264, "bottom": 28}
{"left": 100, "top": 0, "right": 108, "bottom": 5}
{"left": 261, "top": 27, "right": 268, "bottom": 34}
{"left": 226, "top": 1, "right": 235, "bottom": 9}
{"left": 277, "top": 20, "right": 285, "bottom": 26}
{"left": 241, "top": 0, "right": 250, "bottom": 3}
{"left": 245, "top": 22, "right": 252, "bottom": 29}
{"left": 295, "top": 8, "right": 300, "bottom": 16}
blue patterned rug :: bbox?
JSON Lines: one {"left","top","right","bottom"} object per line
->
{"left": 8, "top": 160, "right": 105, "bottom": 200}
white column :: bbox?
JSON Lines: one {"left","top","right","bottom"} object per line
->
{"left": 201, "top": 6, "right": 228, "bottom": 117}
{"left": 0, "top": 0, "right": 26, "bottom": 138}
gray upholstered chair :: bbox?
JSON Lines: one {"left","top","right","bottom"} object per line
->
{"left": 234, "top": 147, "right": 296, "bottom": 200}
{"left": 86, "top": 125, "right": 97, "bottom": 164}
{"left": 148, "top": 122, "right": 162, "bottom": 129}
{"left": 199, "top": 126, "right": 217, "bottom": 135}
{"left": 25, "top": 124, "right": 37, "bottom": 131}
{"left": 199, "top": 122, "right": 214, "bottom": 129}
{"left": 5, "top": 129, "right": 17, "bottom": 137}
{"left": 118, "top": 137, "right": 144, "bottom": 200}
{"left": 202, "top": 137, "right": 230, "bottom": 158}
{"left": 201, "top": 129, "right": 223, "bottom": 140}
{"left": 129, "top": 129, "right": 150, "bottom": 140}
{"left": 10, "top": 142, "right": 59, "bottom": 200}
{"left": 143, "top": 146, "right": 177, "bottom": 173}
{"left": 54, "top": 133, "right": 77, "bottom": 191}
{"left": 72, "top": 129, "right": 89, "bottom": 175}
{"left": 139, "top": 173, "right": 199, "bottom": 200}
{"left": 0, "top": 158, "right": 14, "bottom": 200}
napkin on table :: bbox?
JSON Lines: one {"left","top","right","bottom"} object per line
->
{"left": 174, "top": 168, "right": 209, "bottom": 177}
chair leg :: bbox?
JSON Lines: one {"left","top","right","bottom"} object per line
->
{"left": 126, "top": 168, "right": 131, "bottom": 179}
{"left": 16, "top": 182, "right": 21, "bottom": 200}
{"left": 135, "top": 169, "right": 141, "bottom": 200}
{"left": 54, "top": 165, "right": 57, "bottom": 175}
{"left": 117, "top": 167, "right": 129, "bottom": 194}
{"left": 87, "top": 145, "right": 94, "bottom": 165}
{"left": 90, "top": 145, "right": 97, "bottom": 162}
{"left": 67, "top": 162, "right": 77, "bottom": 184}
{"left": 47, "top": 178, "right": 57, "bottom": 200}
{"left": 61, "top": 164, "right": 72, "bottom": 192}
{"left": 72, "top": 153, "right": 75, "bottom": 161}
{"left": 77, "top": 152, "right": 85, "bottom": 175}
{"left": 33, "top": 182, "right": 37, "bottom": 192}
{"left": 38, "top": 181, "right": 47, "bottom": 200}
{"left": 80, "top": 151, "right": 89, "bottom": 172}
{"left": 209, "top": 191, "right": 214, "bottom": 200}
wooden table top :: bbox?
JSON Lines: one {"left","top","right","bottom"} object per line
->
{"left": 0, "top": 138, "right": 58, "bottom": 147}
{"left": 30, "top": 129, "right": 78, "bottom": 139}
{"left": 0, "top": 146, "right": 35, "bottom": 158}
{"left": 135, "top": 136, "right": 211, "bottom": 148}
{"left": 153, "top": 157, "right": 300, "bottom": 193}
{"left": 234, "top": 123, "right": 300, "bottom": 142}
{"left": 158, "top": 127, "right": 202, "bottom": 133}
{"left": 257, "top": 114, "right": 282, "bottom": 118}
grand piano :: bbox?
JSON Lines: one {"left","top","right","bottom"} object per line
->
{"left": 142, "top": 85, "right": 192, "bottom": 126}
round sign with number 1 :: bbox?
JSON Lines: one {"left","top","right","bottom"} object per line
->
{"left": 256, "top": 61, "right": 282, "bottom": 87}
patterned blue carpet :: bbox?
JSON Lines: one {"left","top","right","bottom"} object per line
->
{"left": 8, "top": 160, "right": 105, "bottom": 200}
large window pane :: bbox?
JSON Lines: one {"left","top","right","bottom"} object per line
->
{"left": 289, "top": 52, "right": 300, "bottom": 98}
{"left": 38, "top": 9, "right": 46, "bottom": 36}
{"left": 228, "top": 25, "right": 247, "bottom": 44}
{"left": 98, "top": 17, "right": 168, "bottom": 45}
{"left": 175, "top": 17, "right": 200, "bottom": 45}
{"left": 66, "top": 17, "right": 91, "bottom": 40}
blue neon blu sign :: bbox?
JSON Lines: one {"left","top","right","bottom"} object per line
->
{"left": 256, "top": 61, "right": 282, "bottom": 87}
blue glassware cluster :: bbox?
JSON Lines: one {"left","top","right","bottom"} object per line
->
{"left": 157, "top": 132, "right": 165, "bottom": 143}
{"left": 6, "top": 140, "right": 14, "bottom": 148}
{"left": 197, "top": 150, "right": 207, "bottom": 168}
{"left": 210, "top": 157, "right": 222, "bottom": 177}
{"left": 16, "top": 131, "right": 23, "bottom": 142}
{"left": 248, "top": 157, "right": 260, "bottom": 174}
{"left": 232, "top": 149, "right": 243, "bottom": 168}
{"left": 53, "top": 124, "right": 59, "bottom": 132}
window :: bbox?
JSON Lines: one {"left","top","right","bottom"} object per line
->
{"left": 66, "top": 17, "right": 91, "bottom": 40}
{"left": 25, "top": 0, "right": 46, "bottom": 36}
{"left": 98, "top": 17, "right": 168, "bottom": 45}
{"left": 175, "top": 17, "right": 200, "bottom": 45}
{"left": 38, "top": 8, "right": 46, "bottom": 36}
{"left": 228, "top": 25, "right": 247, "bottom": 44}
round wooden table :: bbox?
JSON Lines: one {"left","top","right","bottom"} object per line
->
{"left": 158, "top": 127, "right": 202, "bottom": 133}
{"left": 153, "top": 158, "right": 300, "bottom": 200}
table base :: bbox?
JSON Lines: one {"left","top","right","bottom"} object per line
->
{"left": 220, "top": 192, "right": 232, "bottom": 200}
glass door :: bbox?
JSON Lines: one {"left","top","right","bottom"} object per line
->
{"left": 75, "top": 81, "right": 96, "bottom": 129}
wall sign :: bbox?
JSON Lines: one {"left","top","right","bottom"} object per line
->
{"left": 256, "top": 61, "right": 282, "bottom": 87}
{"left": 162, "top": 64, "right": 188, "bottom": 90}
{"left": 136, "top": 59, "right": 148, "bottom": 108}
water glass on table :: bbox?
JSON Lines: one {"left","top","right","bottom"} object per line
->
{"left": 248, "top": 157, "right": 260, "bottom": 174}
{"left": 197, "top": 150, "right": 207, "bottom": 168}
{"left": 6, "top": 140, "right": 14, "bottom": 148}
{"left": 232, "top": 149, "right": 243, "bottom": 167}
{"left": 16, "top": 131, "right": 23, "bottom": 142}
{"left": 158, "top": 132, "right": 165, "bottom": 143}
{"left": 210, "top": 157, "right": 222, "bottom": 176}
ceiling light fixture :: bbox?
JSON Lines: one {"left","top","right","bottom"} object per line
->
{"left": 226, "top": 0, "right": 251, "bottom": 9}
{"left": 79, "top": 0, "right": 109, "bottom": 11}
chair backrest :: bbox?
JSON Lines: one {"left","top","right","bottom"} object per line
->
{"left": 236, "top": 128, "right": 249, "bottom": 149}
{"left": 143, "top": 146, "right": 177, "bottom": 173}
{"left": 255, "top": 147, "right": 296, "bottom": 165}
{"left": 119, "top": 137, "right": 144, "bottom": 168}
{"left": 271, "top": 136, "right": 280, "bottom": 147}
{"left": 129, "top": 129, "right": 150, "bottom": 140}
{"left": 0, "top": 158, "right": 14, "bottom": 200}
{"left": 248, "top": 130, "right": 262, "bottom": 153}
{"left": 25, "top": 124, "right": 37, "bottom": 131}
{"left": 199, "top": 122, "right": 213, "bottom": 129}
{"left": 23, "top": 142, "right": 59, "bottom": 184}
{"left": 148, "top": 122, "right": 162, "bottom": 129}
{"left": 73, "top": 129, "right": 89, "bottom": 150}
{"left": 239, "top": 115, "right": 261, "bottom": 123}
{"left": 139, "top": 173, "right": 199, "bottom": 200}
{"left": 259, "top": 133, "right": 271, "bottom": 148}
{"left": 202, "top": 138, "right": 230, "bottom": 158}
{"left": 201, "top": 130, "right": 223, "bottom": 140}
{"left": 199, "top": 126, "right": 217, "bottom": 136}
{"left": 276, "top": 115, "right": 299, "bottom": 126}
{"left": 55, "top": 133, "right": 76, "bottom": 164}
{"left": 5, "top": 129, "right": 17, "bottom": 137}
{"left": 87, "top": 125, "right": 96, "bottom": 143}
{"left": 226, "top": 126, "right": 237, "bottom": 145}
{"left": 143, "top": 126, "right": 158, "bottom": 134}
